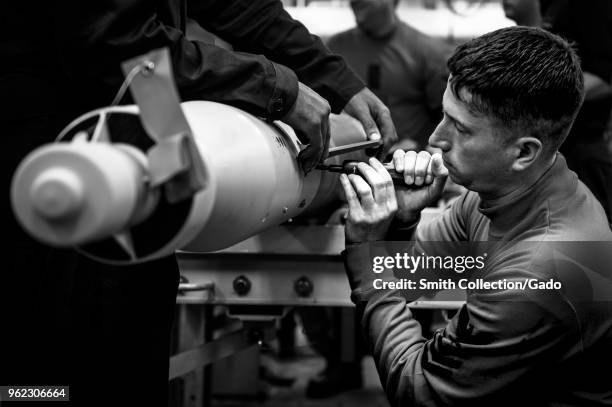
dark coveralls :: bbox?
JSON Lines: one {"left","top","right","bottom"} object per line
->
{"left": 0, "top": 1, "right": 364, "bottom": 405}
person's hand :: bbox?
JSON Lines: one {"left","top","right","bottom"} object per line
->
{"left": 339, "top": 157, "right": 398, "bottom": 244}
{"left": 343, "top": 88, "right": 398, "bottom": 158}
{"left": 282, "top": 82, "right": 331, "bottom": 174}
{"left": 391, "top": 150, "right": 448, "bottom": 223}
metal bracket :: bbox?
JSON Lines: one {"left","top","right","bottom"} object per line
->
{"left": 121, "top": 48, "right": 208, "bottom": 203}
{"left": 169, "top": 329, "right": 251, "bottom": 380}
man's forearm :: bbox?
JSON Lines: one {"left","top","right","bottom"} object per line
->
{"left": 51, "top": 0, "right": 299, "bottom": 120}
{"left": 344, "top": 243, "right": 432, "bottom": 406}
{"left": 385, "top": 214, "right": 420, "bottom": 241}
{"left": 189, "top": 0, "right": 364, "bottom": 113}
{"left": 356, "top": 291, "right": 429, "bottom": 406}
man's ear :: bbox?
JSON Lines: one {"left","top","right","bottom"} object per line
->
{"left": 511, "top": 137, "right": 543, "bottom": 171}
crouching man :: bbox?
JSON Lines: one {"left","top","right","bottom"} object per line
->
{"left": 340, "top": 26, "right": 612, "bottom": 406}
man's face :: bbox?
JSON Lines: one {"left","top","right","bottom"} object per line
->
{"left": 350, "top": 0, "right": 395, "bottom": 37}
{"left": 428, "top": 83, "right": 516, "bottom": 196}
{"left": 502, "top": 0, "right": 539, "bottom": 23}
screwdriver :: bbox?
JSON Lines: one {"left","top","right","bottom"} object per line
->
{"left": 316, "top": 160, "right": 412, "bottom": 186}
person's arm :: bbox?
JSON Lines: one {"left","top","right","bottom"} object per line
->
{"left": 188, "top": 0, "right": 398, "bottom": 157}
{"left": 339, "top": 152, "right": 455, "bottom": 300}
{"left": 51, "top": 0, "right": 299, "bottom": 120}
{"left": 187, "top": 0, "right": 362, "bottom": 114}
{"left": 50, "top": 0, "right": 337, "bottom": 173}
{"left": 386, "top": 189, "right": 471, "bottom": 243}
{"left": 344, "top": 265, "right": 577, "bottom": 406}
{"left": 343, "top": 181, "right": 470, "bottom": 303}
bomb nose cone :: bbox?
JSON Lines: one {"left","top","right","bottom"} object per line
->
{"left": 30, "top": 167, "right": 84, "bottom": 220}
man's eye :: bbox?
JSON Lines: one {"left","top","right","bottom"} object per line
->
{"left": 455, "top": 124, "right": 467, "bottom": 134}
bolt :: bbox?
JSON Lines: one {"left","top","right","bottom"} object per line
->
{"left": 233, "top": 275, "right": 251, "bottom": 296}
{"left": 294, "top": 276, "right": 313, "bottom": 297}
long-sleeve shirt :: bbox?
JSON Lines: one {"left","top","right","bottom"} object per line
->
{"left": 344, "top": 155, "right": 612, "bottom": 406}
{"left": 2, "top": 0, "right": 364, "bottom": 126}
{"left": 327, "top": 23, "right": 451, "bottom": 149}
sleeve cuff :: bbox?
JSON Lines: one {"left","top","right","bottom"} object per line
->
{"left": 343, "top": 240, "right": 430, "bottom": 304}
{"left": 267, "top": 61, "right": 299, "bottom": 120}
{"left": 342, "top": 242, "right": 398, "bottom": 303}
{"left": 329, "top": 78, "right": 365, "bottom": 114}
{"left": 385, "top": 214, "right": 420, "bottom": 241}
{"left": 343, "top": 243, "right": 376, "bottom": 291}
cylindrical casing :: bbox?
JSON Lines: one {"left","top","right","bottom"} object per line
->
{"left": 178, "top": 102, "right": 315, "bottom": 252}
{"left": 157, "top": 101, "right": 366, "bottom": 254}
{"left": 11, "top": 101, "right": 367, "bottom": 264}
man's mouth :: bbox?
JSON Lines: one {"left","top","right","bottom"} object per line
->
{"left": 442, "top": 156, "right": 452, "bottom": 168}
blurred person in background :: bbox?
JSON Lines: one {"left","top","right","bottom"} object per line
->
{"left": 503, "top": 0, "right": 612, "bottom": 225}
{"left": 327, "top": 0, "right": 453, "bottom": 152}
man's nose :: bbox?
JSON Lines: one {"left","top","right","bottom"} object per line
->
{"left": 428, "top": 124, "right": 450, "bottom": 152}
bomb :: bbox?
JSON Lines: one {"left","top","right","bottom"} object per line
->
{"left": 11, "top": 101, "right": 367, "bottom": 264}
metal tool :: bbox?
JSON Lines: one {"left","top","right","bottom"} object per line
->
{"left": 326, "top": 139, "right": 382, "bottom": 157}
{"left": 317, "top": 160, "right": 410, "bottom": 186}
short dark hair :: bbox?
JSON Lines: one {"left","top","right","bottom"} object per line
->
{"left": 447, "top": 26, "right": 584, "bottom": 154}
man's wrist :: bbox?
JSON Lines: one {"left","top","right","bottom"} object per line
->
{"left": 345, "top": 233, "right": 386, "bottom": 246}
{"left": 386, "top": 212, "right": 420, "bottom": 241}
{"left": 268, "top": 61, "right": 298, "bottom": 120}
{"left": 395, "top": 210, "right": 420, "bottom": 225}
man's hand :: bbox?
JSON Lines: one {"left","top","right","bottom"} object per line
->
{"left": 339, "top": 158, "right": 398, "bottom": 244}
{"left": 343, "top": 88, "right": 398, "bottom": 158}
{"left": 282, "top": 82, "right": 331, "bottom": 174}
{"left": 391, "top": 150, "right": 448, "bottom": 223}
